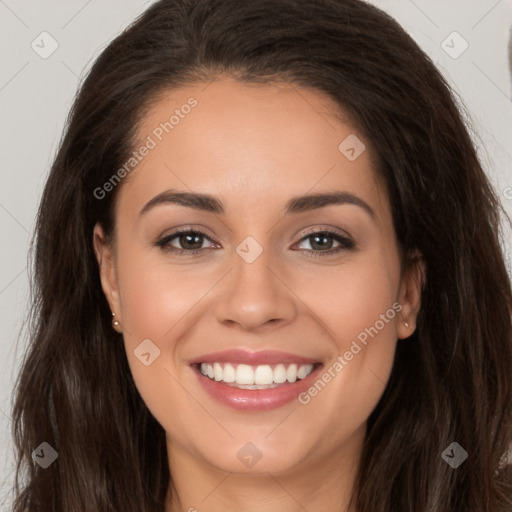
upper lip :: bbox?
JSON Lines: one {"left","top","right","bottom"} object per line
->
{"left": 189, "top": 349, "right": 320, "bottom": 366}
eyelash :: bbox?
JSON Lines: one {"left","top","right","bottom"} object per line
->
{"left": 155, "top": 226, "right": 356, "bottom": 258}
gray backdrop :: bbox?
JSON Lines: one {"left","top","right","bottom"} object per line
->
{"left": 1, "top": 0, "right": 511, "bottom": 507}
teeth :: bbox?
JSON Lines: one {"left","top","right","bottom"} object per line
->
{"left": 286, "top": 364, "right": 297, "bottom": 382}
{"left": 254, "top": 364, "right": 273, "bottom": 385}
{"left": 297, "top": 365, "right": 311, "bottom": 380}
{"left": 222, "top": 363, "right": 235, "bottom": 383}
{"left": 214, "top": 362, "right": 223, "bottom": 381}
{"left": 273, "top": 364, "right": 287, "bottom": 383}
{"left": 236, "top": 364, "right": 254, "bottom": 385}
{"left": 199, "top": 362, "right": 315, "bottom": 386}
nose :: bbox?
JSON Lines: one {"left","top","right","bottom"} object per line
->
{"left": 213, "top": 243, "right": 297, "bottom": 333}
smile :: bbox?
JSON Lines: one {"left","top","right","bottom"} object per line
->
{"left": 189, "top": 349, "right": 324, "bottom": 411}
{"left": 198, "top": 362, "right": 315, "bottom": 389}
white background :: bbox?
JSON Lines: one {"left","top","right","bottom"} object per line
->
{"left": 1, "top": 0, "right": 511, "bottom": 507}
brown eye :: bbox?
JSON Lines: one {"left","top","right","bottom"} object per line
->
{"left": 156, "top": 228, "right": 218, "bottom": 254}
{"left": 295, "top": 230, "right": 355, "bottom": 256}
{"left": 174, "top": 232, "right": 205, "bottom": 250}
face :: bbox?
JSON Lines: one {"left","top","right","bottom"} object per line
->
{"left": 94, "top": 76, "right": 422, "bottom": 478}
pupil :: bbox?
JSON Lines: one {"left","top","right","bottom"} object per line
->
{"left": 311, "top": 233, "right": 332, "bottom": 250}
{"left": 181, "top": 233, "right": 202, "bottom": 250}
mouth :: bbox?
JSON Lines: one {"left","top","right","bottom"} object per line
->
{"left": 189, "top": 350, "right": 324, "bottom": 411}
{"left": 193, "top": 362, "right": 318, "bottom": 389}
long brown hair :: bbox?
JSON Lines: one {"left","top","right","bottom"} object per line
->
{"left": 12, "top": 0, "right": 512, "bottom": 510}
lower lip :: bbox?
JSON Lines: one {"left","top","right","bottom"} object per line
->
{"left": 191, "top": 364, "right": 323, "bottom": 411}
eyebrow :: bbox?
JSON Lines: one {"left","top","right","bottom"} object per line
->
{"left": 139, "top": 189, "right": 375, "bottom": 219}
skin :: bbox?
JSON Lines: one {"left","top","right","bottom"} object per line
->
{"left": 93, "top": 76, "right": 423, "bottom": 512}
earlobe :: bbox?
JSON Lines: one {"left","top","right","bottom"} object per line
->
{"left": 397, "top": 249, "right": 425, "bottom": 339}
{"left": 93, "top": 223, "right": 121, "bottom": 320}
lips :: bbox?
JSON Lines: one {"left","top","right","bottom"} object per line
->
{"left": 188, "top": 349, "right": 319, "bottom": 366}
{"left": 189, "top": 349, "right": 323, "bottom": 411}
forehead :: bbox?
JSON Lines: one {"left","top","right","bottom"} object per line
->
{"left": 118, "top": 76, "right": 389, "bottom": 222}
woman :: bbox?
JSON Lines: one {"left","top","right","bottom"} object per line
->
{"left": 11, "top": 0, "right": 512, "bottom": 510}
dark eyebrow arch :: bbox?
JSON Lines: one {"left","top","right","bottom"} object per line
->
{"left": 140, "top": 189, "right": 375, "bottom": 219}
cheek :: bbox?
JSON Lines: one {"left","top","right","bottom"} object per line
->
{"left": 113, "top": 247, "right": 204, "bottom": 395}
{"left": 336, "top": 255, "right": 399, "bottom": 359}
{"left": 295, "top": 251, "right": 400, "bottom": 422}
{"left": 300, "top": 249, "right": 399, "bottom": 346}
{"left": 116, "top": 248, "right": 207, "bottom": 339}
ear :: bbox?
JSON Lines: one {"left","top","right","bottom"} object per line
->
{"left": 93, "top": 223, "right": 121, "bottom": 320}
{"left": 396, "top": 249, "right": 425, "bottom": 339}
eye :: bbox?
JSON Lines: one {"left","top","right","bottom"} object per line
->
{"left": 155, "top": 227, "right": 355, "bottom": 257}
{"left": 294, "top": 230, "right": 355, "bottom": 257}
{"left": 156, "top": 228, "right": 218, "bottom": 254}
